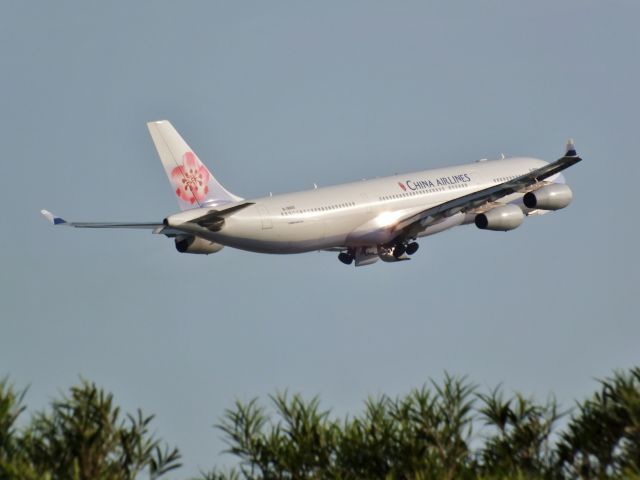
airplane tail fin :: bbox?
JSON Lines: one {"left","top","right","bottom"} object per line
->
{"left": 147, "top": 120, "right": 242, "bottom": 211}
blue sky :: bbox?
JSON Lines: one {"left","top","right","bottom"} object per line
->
{"left": 2, "top": 1, "right": 639, "bottom": 476}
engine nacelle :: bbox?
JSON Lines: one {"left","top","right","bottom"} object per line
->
{"left": 475, "top": 204, "right": 524, "bottom": 231}
{"left": 523, "top": 184, "right": 573, "bottom": 210}
{"left": 174, "top": 236, "right": 224, "bottom": 254}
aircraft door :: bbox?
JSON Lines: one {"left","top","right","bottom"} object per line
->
{"left": 257, "top": 206, "right": 273, "bottom": 230}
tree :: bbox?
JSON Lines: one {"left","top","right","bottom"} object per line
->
{"left": 557, "top": 368, "right": 640, "bottom": 479}
{"left": 0, "top": 379, "right": 181, "bottom": 480}
{"left": 477, "top": 387, "right": 561, "bottom": 478}
{"left": 4, "top": 368, "right": 640, "bottom": 479}
{"left": 0, "top": 377, "right": 44, "bottom": 479}
{"left": 212, "top": 375, "right": 478, "bottom": 479}
{"left": 203, "top": 370, "right": 640, "bottom": 480}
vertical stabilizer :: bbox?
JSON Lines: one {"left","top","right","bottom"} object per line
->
{"left": 147, "top": 120, "right": 242, "bottom": 210}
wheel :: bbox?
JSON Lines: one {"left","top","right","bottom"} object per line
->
{"left": 338, "top": 252, "right": 354, "bottom": 265}
{"left": 405, "top": 242, "right": 419, "bottom": 255}
{"left": 393, "top": 244, "right": 406, "bottom": 258}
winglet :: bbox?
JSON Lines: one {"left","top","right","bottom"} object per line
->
{"left": 40, "top": 210, "right": 67, "bottom": 225}
{"left": 565, "top": 138, "right": 577, "bottom": 157}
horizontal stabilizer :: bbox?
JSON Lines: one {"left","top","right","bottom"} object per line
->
{"left": 190, "top": 202, "right": 255, "bottom": 227}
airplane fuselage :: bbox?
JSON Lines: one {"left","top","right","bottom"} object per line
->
{"left": 169, "top": 156, "right": 548, "bottom": 254}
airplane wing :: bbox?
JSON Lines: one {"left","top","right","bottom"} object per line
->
{"left": 40, "top": 201, "right": 255, "bottom": 235}
{"left": 389, "top": 143, "right": 582, "bottom": 242}
{"left": 41, "top": 210, "right": 163, "bottom": 229}
{"left": 38, "top": 210, "right": 188, "bottom": 236}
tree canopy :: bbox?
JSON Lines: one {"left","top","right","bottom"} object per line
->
{"left": 1, "top": 368, "right": 638, "bottom": 479}
{"left": 0, "top": 379, "right": 180, "bottom": 480}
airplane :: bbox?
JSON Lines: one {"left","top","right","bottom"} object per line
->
{"left": 42, "top": 120, "right": 581, "bottom": 266}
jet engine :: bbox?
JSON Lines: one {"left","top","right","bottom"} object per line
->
{"left": 523, "top": 184, "right": 573, "bottom": 210}
{"left": 174, "top": 235, "right": 224, "bottom": 254}
{"left": 475, "top": 204, "right": 524, "bottom": 231}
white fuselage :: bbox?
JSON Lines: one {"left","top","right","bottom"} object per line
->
{"left": 172, "top": 157, "right": 549, "bottom": 253}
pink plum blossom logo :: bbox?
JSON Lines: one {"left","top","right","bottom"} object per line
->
{"left": 398, "top": 182, "right": 407, "bottom": 191}
{"left": 172, "top": 152, "right": 210, "bottom": 204}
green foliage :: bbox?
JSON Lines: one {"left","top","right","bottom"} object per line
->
{"left": 3, "top": 369, "right": 640, "bottom": 479}
{"left": 0, "top": 379, "right": 180, "bottom": 480}
{"left": 557, "top": 367, "right": 640, "bottom": 479}
{"left": 0, "top": 378, "right": 46, "bottom": 480}
{"left": 214, "top": 375, "right": 477, "bottom": 479}
{"left": 0, "top": 378, "right": 27, "bottom": 464}
{"left": 207, "top": 370, "right": 640, "bottom": 480}
{"left": 332, "top": 374, "right": 476, "bottom": 479}
{"left": 477, "top": 387, "right": 561, "bottom": 478}
{"left": 217, "top": 393, "right": 337, "bottom": 479}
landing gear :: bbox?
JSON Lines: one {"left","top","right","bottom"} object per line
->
{"left": 405, "top": 242, "right": 419, "bottom": 255}
{"left": 393, "top": 243, "right": 406, "bottom": 258}
{"left": 338, "top": 243, "right": 418, "bottom": 265}
{"left": 338, "top": 252, "right": 354, "bottom": 265}
{"left": 391, "top": 241, "right": 418, "bottom": 258}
